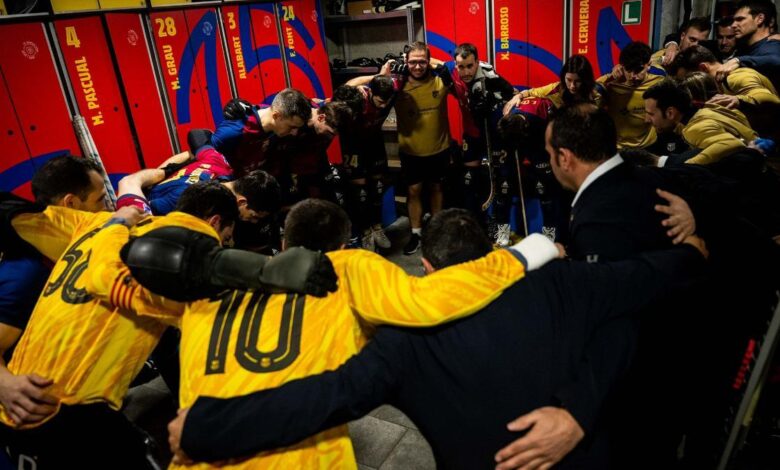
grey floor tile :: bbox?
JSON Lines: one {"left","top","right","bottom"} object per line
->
{"left": 349, "top": 415, "right": 408, "bottom": 468}
{"left": 371, "top": 405, "right": 418, "bottom": 430}
{"left": 358, "top": 465, "right": 377, "bottom": 470}
{"left": 378, "top": 428, "right": 435, "bottom": 470}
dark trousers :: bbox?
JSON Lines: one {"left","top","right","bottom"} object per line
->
{"left": 1, "top": 403, "right": 158, "bottom": 470}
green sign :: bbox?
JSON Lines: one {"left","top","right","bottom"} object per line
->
{"left": 622, "top": 1, "right": 641, "bottom": 25}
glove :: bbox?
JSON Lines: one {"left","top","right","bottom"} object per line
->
{"left": 254, "top": 247, "right": 338, "bottom": 297}
{"left": 187, "top": 129, "right": 214, "bottom": 155}
{"left": 223, "top": 98, "right": 255, "bottom": 121}
{"left": 390, "top": 61, "right": 409, "bottom": 76}
{"left": 121, "top": 227, "right": 339, "bottom": 301}
{"left": 433, "top": 64, "right": 454, "bottom": 88}
{"left": 120, "top": 226, "right": 223, "bottom": 302}
{"left": 0, "top": 192, "right": 45, "bottom": 258}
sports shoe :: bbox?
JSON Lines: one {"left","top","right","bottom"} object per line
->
{"left": 403, "top": 233, "right": 421, "bottom": 255}
{"left": 372, "top": 225, "right": 391, "bottom": 249}
{"left": 361, "top": 230, "right": 376, "bottom": 252}
{"left": 495, "top": 223, "right": 511, "bottom": 247}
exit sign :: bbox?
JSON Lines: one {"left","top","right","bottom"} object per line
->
{"left": 622, "top": 1, "right": 641, "bottom": 25}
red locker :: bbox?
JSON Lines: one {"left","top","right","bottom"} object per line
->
{"left": 54, "top": 16, "right": 141, "bottom": 177}
{"left": 248, "top": 3, "right": 288, "bottom": 102}
{"left": 571, "top": 0, "right": 655, "bottom": 77}
{"left": 492, "top": 0, "right": 565, "bottom": 90}
{"left": 0, "top": 74, "right": 34, "bottom": 197}
{"left": 0, "top": 22, "right": 80, "bottom": 196}
{"left": 105, "top": 13, "right": 175, "bottom": 168}
{"left": 222, "top": 4, "right": 268, "bottom": 104}
{"left": 183, "top": 9, "right": 233, "bottom": 125}
{"left": 150, "top": 9, "right": 214, "bottom": 146}
{"left": 278, "top": 0, "right": 340, "bottom": 163}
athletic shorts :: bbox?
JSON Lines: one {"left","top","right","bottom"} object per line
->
{"left": 343, "top": 129, "right": 387, "bottom": 179}
{"left": 399, "top": 148, "right": 450, "bottom": 186}
{"left": 462, "top": 134, "right": 487, "bottom": 163}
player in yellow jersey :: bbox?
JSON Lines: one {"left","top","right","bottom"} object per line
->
{"left": 115, "top": 198, "right": 560, "bottom": 469}
{"left": 503, "top": 55, "right": 602, "bottom": 111}
{"left": 649, "top": 16, "right": 711, "bottom": 72}
{"left": 669, "top": 44, "right": 780, "bottom": 138}
{"left": 643, "top": 76, "right": 758, "bottom": 166}
{"left": 0, "top": 182, "right": 335, "bottom": 469}
{"left": 0, "top": 156, "right": 108, "bottom": 430}
{"left": 596, "top": 42, "right": 666, "bottom": 150}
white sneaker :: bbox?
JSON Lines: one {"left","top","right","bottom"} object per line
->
{"left": 372, "top": 226, "right": 391, "bottom": 249}
{"left": 495, "top": 224, "right": 511, "bottom": 247}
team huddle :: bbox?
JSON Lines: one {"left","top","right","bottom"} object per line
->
{"left": 1, "top": 0, "right": 780, "bottom": 469}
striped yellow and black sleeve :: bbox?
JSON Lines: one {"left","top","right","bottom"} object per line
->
{"left": 84, "top": 223, "right": 184, "bottom": 326}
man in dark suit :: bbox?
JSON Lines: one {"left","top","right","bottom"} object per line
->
{"left": 165, "top": 209, "right": 707, "bottom": 469}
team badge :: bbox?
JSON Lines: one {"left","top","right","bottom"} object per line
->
{"left": 21, "top": 41, "right": 38, "bottom": 60}
{"left": 264, "top": 16, "right": 273, "bottom": 28}
{"left": 127, "top": 29, "right": 139, "bottom": 46}
{"left": 202, "top": 21, "right": 214, "bottom": 36}
{"left": 432, "top": 90, "right": 439, "bottom": 98}
{"left": 311, "top": 10, "right": 318, "bottom": 22}
{"left": 468, "top": 2, "right": 479, "bottom": 15}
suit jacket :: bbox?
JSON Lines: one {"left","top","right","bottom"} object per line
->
{"left": 568, "top": 162, "right": 673, "bottom": 263}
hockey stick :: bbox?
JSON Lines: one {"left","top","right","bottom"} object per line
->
{"left": 481, "top": 118, "right": 495, "bottom": 211}
{"left": 513, "top": 149, "right": 529, "bottom": 238}
{"left": 717, "top": 292, "right": 780, "bottom": 469}
{"left": 73, "top": 115, "right": 117, "bottom": 210}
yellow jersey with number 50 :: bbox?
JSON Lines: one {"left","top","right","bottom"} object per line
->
{"left": 0, "top": 208, "right": 217, "bottom": 428}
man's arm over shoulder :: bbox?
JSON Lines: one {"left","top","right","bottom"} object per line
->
{"left": 179, "top": 327, "right": 407, "bottom": 462}
{"left": 343, "top": 234, "right": 558, "bottom": 326}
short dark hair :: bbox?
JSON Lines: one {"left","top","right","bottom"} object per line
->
{"left": 619, "top": 41, "right": 652, "bottom": 72}
{"left": 454, "top": 43, "right": 478, "bottom": 61}
{"left": 369, "top": 75, "right": 396, "bottom": 101}
{"left": 550, "top": 105, "right": 617, "bottom": 163}
{"left": 272, "top": 88, "right": 313, "bottom": 122}
{"left": 284, "top": 198, "right": 350, "bottom": 252}
{"left": 406, "top": 41, "right": 430, "bottom": 60}
{"left": 560, "top": 54, "right": 596, "bottom": 105}
{"left": 332, "top": 85, "right": 364, "bottom": 117}
{"left": 643, "top": 78, "right": 693, "bottom": 115}
{"left": 667, "top": 45, "right": 719, "bottom": 76}
{"left": 317, "top": 101, "right": 352, "bottom": 131}
{"left": 678, "top": 71, "right": 720, "bottom": 102}
{"left": 683, "top": 16, "right": 712, "bottom": 34}
{"left": 31, "top": 155, "right": 101, "bottom": 205}
{"left": 498, "top": 113, "right": 531, "bottom": 146}
{"left": 736, "top": 1, "right": 777, "bottom": 29}
{"left": 717, "top": 16, "right": 735, "bottom": 28}
{"left": 176, "top": 181, "right": 239, "bottom": 228}
{"left": 620, "top": 148, "right": 660, "bottom": 166}
{"left": 421, "top": 209, "right": 492, "bottom": 269}
{"left": 233, "top": 170, "right": 281, "bottom": 214}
